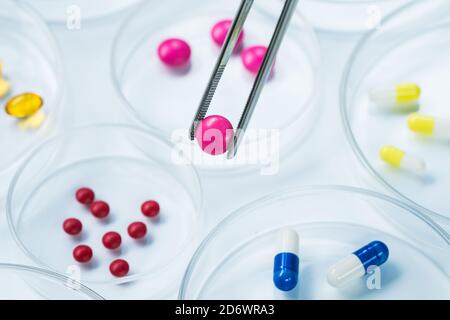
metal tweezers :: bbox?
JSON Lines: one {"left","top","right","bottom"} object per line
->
{"left": 189, "top": 0, "right": 299, "bottom": 158}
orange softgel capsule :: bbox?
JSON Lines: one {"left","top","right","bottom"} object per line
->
{"left": 5, "top": 92, "right": 43, "bottom": 118}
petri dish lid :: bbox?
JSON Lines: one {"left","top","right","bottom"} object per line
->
{"left": 20, "top": 0, "right": 143, "bottom": 23}
{"left": 112, "top": 0, "right": 321, "bottom": 174}
{"left": 0, "top": 0, "right": 63, "bottom": 198}
{"left": 341, "top": 0, "right": 450, "bottom": 226}
{"left": 300, "top": 0, "right": 411, "bottom": 32}
{"left": 180, "top": 186, "right": 449, "bottom": 299}
{"left": 0, "top": 263, "right": 103, "bottom": 299}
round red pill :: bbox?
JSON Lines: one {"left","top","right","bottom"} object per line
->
{"left": 158, "top": 38, "right": 191, "bottom": 68}
{"left": 75, "top": 187, "right": 95, "bottom": 205}
{"left": 211, "top": 19, "right": 244, "bottom": 48}
{"left": 127, "top": 222, "right": 147, "bottom": 239}
{"left": 109, "top": 259, "right": 129, "bottom": 277}
{"left": 63, "top": 218, "right": 82, "bottom": 236}
{"left": 102, "top": 231, "right": 122, "bottom": 250}
{"left": 73, "top": 245, "right": 93, "bottom": 263}
{"left": 90, "top": 201, "right": 110, "bottom": 219}
{"left": 141, "top": 200, "right": 160, "bottom": 218}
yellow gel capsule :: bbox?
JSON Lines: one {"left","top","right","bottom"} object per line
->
{"left": 380, "top": 145, "right": 404, "bottom": 168}
{"left": 5, "top": 92, "right": 43, "bottom": 118}
{"left": 395, "top": 84, "right": 421, "bottom": 104}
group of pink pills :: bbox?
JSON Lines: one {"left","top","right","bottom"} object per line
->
{"left": 62, "top": 187, "right": 160, "bottom": 278}
{"left": 157, "top": 19, "right": 268, "bottom": 75}
{"left": 157, "top": 19, "right": 273, "bottom": 157}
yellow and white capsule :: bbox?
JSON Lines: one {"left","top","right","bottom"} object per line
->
{"left": 380, "top": 145, "right": 426, "bottom": 175}
{"left": 408, "top": 113, "right": 450, "bottom": 140}
{"left": 369, "top": 83, "right": 421, "bottom": 110}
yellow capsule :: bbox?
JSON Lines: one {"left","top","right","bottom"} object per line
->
{"left": 407, "top": 113, "right": 450, "bottom": 139}
{"left": 17, "top": 111, "right": 47, "bottom": 130}
{"left": 407, "top": 113, "right": 434, "bottom": 135}
{"left": 380, "top": 145, "right": 404, "bottom": 168}
{"left": 5, "top": 92, "right": 43, "bottom": 118}
{"left": 380, "top": 145, "right": 426, "bottom": 175}
{"left": 369, "top": 83, "right": 421, "bottom": 110}
{"left": 395, "top": 84, "right": 421, "bottom": 104}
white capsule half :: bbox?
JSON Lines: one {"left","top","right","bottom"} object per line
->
{"left": 327, "top": 254, "right": 365, "bottom": 288}
{"left": 278, "top": 228, "right": 299, "bottom": 254}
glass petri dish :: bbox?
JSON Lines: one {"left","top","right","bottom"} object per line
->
{"left": 7, "top": 124, "right": 203, "bottom": 299}
{"left": 180, "top": 186, "right": 449, "bottom": 299}
{"left": 0, "top": 0, "right": 62, "bottom": 198}
{"left": 0, "top": 263, "right": 103, "bottom": 299}
{"left": 21, "top": 0, "right": 143, "bottom": 23}
{"left": 112, "top": 0, "right": 320, "bottom": 174}
{"left": 300, "top": 0, "right": 411, "bottom": 32}
{"left": 340, "top": 0, "right": 450, "bottom": 226}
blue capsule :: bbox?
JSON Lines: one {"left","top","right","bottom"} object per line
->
{"left": 273, "top": 229, "right": 299, "bottom": 292}
{"left": 327, "top": 240, "right": 389, "bottom": 288}
{"left": 354, "top": 240, "right": 389, "bottom": 273}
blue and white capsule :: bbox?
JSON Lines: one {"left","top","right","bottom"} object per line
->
{"left": 273, "top": 229, "right": 299, "bottom": 292}
{"left": 327, "top": 241, "right": 389, "bottom": 288}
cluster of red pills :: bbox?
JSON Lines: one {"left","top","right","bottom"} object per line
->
{"left": 62, "top": 187, "right": 160, "bottom": 278}
{"left": 157, "top": 19, "right": 270, "bottom": 76}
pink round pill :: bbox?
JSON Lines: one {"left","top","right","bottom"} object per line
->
{"left": 195, "top": 115, "right": 234, "bottom": 156}
{"left": 211, "top": 19, "right": 244, "bottom": 48}
{"left": 157, "top": 38, "right": 191, "bottom": 68}
{"left": 241, "top": 45, "right": 275, "bottom": 75}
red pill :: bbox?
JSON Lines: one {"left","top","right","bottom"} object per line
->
{"left": 75, "top": 187, "right": 95, "bottom": 205}
{"left": 73, "top": 245, "right": 93, "bottom": 263}
{"left": 102, "top": 231, "right": 122, "bottom": 250}
{"left": 109, "top": 259, "right": 129, "bottom": 277}
{"left": 127, "top": 222, "right": 147, "bottom": 239}
{"left": 141, "top": 200, "right": 160, "bottom": 218}
{"left": 90, "top": 200, "right": 110, "bottom": 219}
{"left": 63, "top": 218, "right": 82, "bottom": 236}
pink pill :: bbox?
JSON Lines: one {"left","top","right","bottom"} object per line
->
{"left": 241, "top": 45, "right": 275, "bottom": 75}
{"left": 211, "top": 19, "right": 244, "bottom": 48}
{"left": 157, "top": 38, "right": 191, "bottom": 68}
{"left": 195, "top": 115, "right": 234, "bottom": 156}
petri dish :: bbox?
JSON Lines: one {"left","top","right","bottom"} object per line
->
{"left": 180, "top": 186, "right": 450, "bottom": 299}
{"left": 0, "top": 0, "right": 62, "bottom": 198}
{"left": 300, "top": 0, "right": 411, "bottom": 32}
{"left": 21, "top": 0, "right": 143, "bottom": 23}
{"left": 340, "top": 0, "right": 450, "bottom": 226}
{"left": 0, "top": 263, "right": 103, "bottom": 299}
{"left": 112, "top": 0, "right": 320, "bottom": 174}
{"left": 7, "top": 124, "right": 203, "bottom": 299}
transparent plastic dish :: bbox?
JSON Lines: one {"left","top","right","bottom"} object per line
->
{"left": 0, "top": 263, "right": 103, "bottom": 299}
{"left": 21, "top": 0, "right": 142, "bottom": 23}
{"left": 7, "top": 124, "right": 203, "bottom": 299}
{"left": 300, "top": 0, "right": 410, "bottom": 32}
{"left": 340, "top": 0, "right": 450, "bottom": 226}
{"left": 112, "top": 0, "right": 320, "bottom": 174}
{"left": 180, "top": 186, "right": 449, "bottom": 299}
{"left": 0, "top": 0, "right": 62, "bottom": 198}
